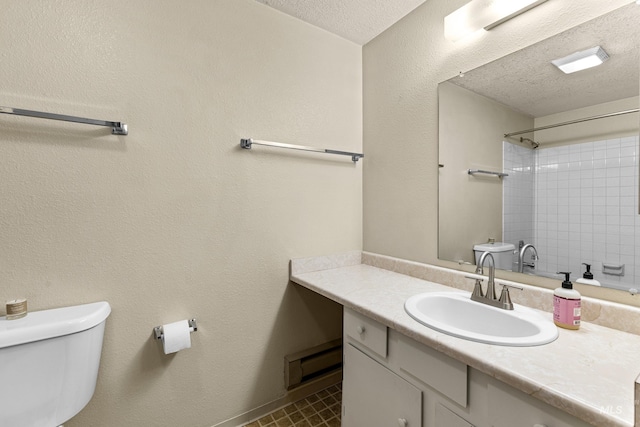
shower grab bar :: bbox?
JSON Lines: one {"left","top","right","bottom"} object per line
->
{"left": 0, "top": 106, "right": 128, "bottom": 135}
{"left": 240, "top": 138, "right": 363, "bottom": 163}
{"left": 468, "top": 169, "right": 508, "bottom": 178}
{"left": 504, "top": 108, "right": 639, "bottom": 138}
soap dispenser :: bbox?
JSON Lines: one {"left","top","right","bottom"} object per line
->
{"left": 554, "top": 272, "right": 581, "bottom": 330}
{"left": 576, "top": 263, "right": 601, "bottom": 287}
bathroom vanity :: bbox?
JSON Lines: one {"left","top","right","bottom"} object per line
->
{"left": 290, "top": 252, "right": 640, "bottom": 427}
{"left": 343, "top": 307, "right": 590, "bottom": 427}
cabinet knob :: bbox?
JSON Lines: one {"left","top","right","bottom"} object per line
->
{"left": 397, "top": 418, "right": 407, "bottom": 427}
{"left": 356, "top": 325, "right": 366, "bottom": 334}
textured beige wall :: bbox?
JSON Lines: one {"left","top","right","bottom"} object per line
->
{"left": 363, "top": 0, "right": 634, "bottom": 299}
{"left": 0, "top": 1, "right": 361, "bottom": 426}
{"left": 438, "top": 82, "right": 532, "bottom": 264}
{"left": 535, "top": 96, "right": 639, "bottom": 145}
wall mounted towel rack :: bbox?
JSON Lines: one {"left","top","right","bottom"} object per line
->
{"left": 0, "top": 106, "right": 128, "bottom": 135}
{"left": 240, "top": 138, "right": 363, "bottom": 162}
{"left": 468, "top": 169, "right": 508, "bottom": 178}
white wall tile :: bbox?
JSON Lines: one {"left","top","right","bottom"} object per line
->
{"left": 506, "top": 136, "right": 640, "bottom": 289}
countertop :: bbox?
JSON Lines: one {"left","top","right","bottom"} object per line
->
{"left": 290, "top": 252, "right": 640, "bottom": 427}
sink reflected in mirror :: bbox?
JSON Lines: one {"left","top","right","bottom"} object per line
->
{"left": 404, "top": 292, "right": 558, "bottom": 346}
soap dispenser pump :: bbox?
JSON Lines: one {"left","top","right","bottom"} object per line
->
{"left": 554, "top": 272, "right": 581, "bottom": 330}
{"left": 576, "top": 263, "right": 601, "bottom": 287}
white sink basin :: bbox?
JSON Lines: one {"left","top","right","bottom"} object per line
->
{"left": 404, "top": 291, "right": 558, "bottom": 346}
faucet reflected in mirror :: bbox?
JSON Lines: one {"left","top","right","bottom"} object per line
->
{"left": 438, "top": 3, "right": 640, "bottom": 295}
{"left": 518, "top": 242, "right": 539, "bottom": 273}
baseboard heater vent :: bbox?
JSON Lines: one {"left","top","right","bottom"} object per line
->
{"left": 285, "top": 339, "right": 342, "bottom": 390}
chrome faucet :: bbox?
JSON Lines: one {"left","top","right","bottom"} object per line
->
{"left": 471, "top": 251, "right": 522, "bottom": 310}
{"left": 518, "top": 244, "right": 539, "bottom": 273}
{"left": 475, "top": 251, "right": 496, "bottom": 300}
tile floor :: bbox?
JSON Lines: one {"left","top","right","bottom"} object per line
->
{"left": 244, "top": 383, "right": 342, "bottom": 427}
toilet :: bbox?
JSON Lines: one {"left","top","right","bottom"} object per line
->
{"left": 0, "top": 301, "right": 111, "bottom": 427}
{"left": 473, "top": 242, "right": 516, "bottom": 271}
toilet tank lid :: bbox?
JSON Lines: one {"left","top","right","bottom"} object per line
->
{"left": 0, "top": 301, "right": 111, "bottom": 349}
{"left": 473, "top": 242, "right": 516, "bottom": 252}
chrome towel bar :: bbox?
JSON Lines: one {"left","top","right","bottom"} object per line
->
{"left": 241, "top": 138, "right": 363, "bottom": 163}
{"left": 0, "top": 106, "right": 128, "bottom": 135}
{"left": 468, "top": 169, "right": 508, "bottom": 178}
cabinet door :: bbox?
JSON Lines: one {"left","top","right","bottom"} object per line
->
{"left": 435, "top": 404, "right": 473, "bottom": 427}
{"left": 343, "top": 344, "right": 422, "bottom": 427}
{"left": 487, "top": 380, "right": 593, "bottom": 427}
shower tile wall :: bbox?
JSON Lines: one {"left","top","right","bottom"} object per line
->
{"left": 504, "top": 136, "right": 640, "bottom": 290}
{"left": 503, "top": 141, "right": 535, "bottom": 254}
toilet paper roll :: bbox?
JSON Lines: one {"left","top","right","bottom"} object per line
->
{"left": 6, "top": 298, "right": 27, "bottom": 320}
{"left": 162, "top": 320, "right": 192, "bottom": 354}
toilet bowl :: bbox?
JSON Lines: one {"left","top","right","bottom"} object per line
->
{"left": 473, "top": 242, "right": 516, "bottom": 271}
{"left": 0, "top": 301, "right": 111, "bottom": 427}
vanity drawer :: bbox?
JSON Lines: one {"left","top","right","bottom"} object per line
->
{"left": 396, "top": 332, "right": 468, "bottom": 407}
{"left": 344, "top": 307, "right": 388, "bottom": 358}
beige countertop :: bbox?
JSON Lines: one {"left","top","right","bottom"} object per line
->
{"left": 290, "top": 251, "right": 640, "bottom": 427}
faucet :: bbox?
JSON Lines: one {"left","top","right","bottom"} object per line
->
{"left": 471, "top": 251, "right": 522, "bottom": 310}
{"left": 474, "top": 251, "right": 496, "bottom": 300}
{"left": 518, "top": 243, "right": 539, "bottom": 273}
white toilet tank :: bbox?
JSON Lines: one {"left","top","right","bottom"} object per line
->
{"left": 473, "top": 242, "right": 516, "bottom": 271}
{"left": 0, "top": 301, "right": 111, "bottom": 427}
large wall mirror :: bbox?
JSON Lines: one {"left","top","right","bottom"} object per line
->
{"left": 438, "top": 3, "right": 640, "bottom": 293}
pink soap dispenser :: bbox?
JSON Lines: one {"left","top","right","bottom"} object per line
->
{"left": 554, "top": 272, "right": 581, "bottom": 330}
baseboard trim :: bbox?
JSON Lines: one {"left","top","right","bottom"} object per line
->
{"left": 211, "top": 369, "right": 342, "bottom": 427}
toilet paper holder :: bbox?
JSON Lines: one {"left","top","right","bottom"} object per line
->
{"left": 154, "top": 318, "right": 198, "bottom": 340}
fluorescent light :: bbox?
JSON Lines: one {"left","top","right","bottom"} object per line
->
{"left": 551, "top": 46, "right": 610, "bottom": 74}
{"left": 444, "top": 0, "right": 548, "bottom": 42}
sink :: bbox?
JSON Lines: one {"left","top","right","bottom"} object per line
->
{"left": 404, "top": 291, "right": 558, "bottom": 346}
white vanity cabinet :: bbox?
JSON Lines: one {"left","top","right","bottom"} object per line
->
{"left": 343, "top": 344, "right": 422, "bottom": 427}
{"left": 343, "top": 308, "right": 421, "bottom": 426}
{"left": 343, "top": 307, "right": 470, "bottom": 427}
{"left": 342, "top": 307, "right": 595, "bottom": 427}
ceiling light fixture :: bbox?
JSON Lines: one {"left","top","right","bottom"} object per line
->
{"left": 444, "top": 0, "right": 548, "bottom": 42}
{"left": 551, "top": 46, "right": 610, "bottom": 74}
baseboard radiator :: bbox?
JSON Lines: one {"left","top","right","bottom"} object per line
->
{"left": 285, "top": 339, "right": 343, "bottom": 390}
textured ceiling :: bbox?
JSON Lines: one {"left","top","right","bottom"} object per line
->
{"left": 253, "top": 0, "right": 428, "bottom": 45}
{"left": 447, "top": 3, "right": 640, "bottom": 118}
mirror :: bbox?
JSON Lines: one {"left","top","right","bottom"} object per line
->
{"left": 438, "top": 3, "right": 640, "bottom": 292}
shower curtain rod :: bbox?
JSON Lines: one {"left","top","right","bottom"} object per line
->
{"left": 504, "top": 108, "right": 639, "bottom": 138}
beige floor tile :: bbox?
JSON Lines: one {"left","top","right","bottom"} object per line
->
{"left": 275, "top": 417, "right": 293, "bottom": 427}
{"left": 325, "top": 417, "right": 340, "bottom": 427}
{"left": 290, "top": 412, "right": 305, "bottom": 423}
{"left": 311, "top": 401, "right": 326, "bottom": 412}
{"left": 306, "top": 413, "right": 324, "bottom": 426}
{"left": 318, "top": 408, "right": 334, "bottom": 421}
{"left": 243, "top": 383, "right": 342, "bottom": 427}
{"left": 283, "top": 404, "right": 297, "bottom": 415}
{"left": 258, "top": 414, "right": 275, "bottom": 426}
{"left": 271, "top": 408, "right": 287, "bottom": 421}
